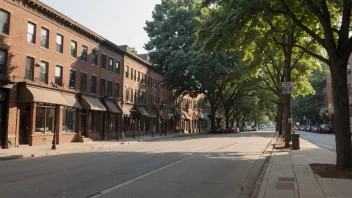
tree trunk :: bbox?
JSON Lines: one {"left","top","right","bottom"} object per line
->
{"left": 330, "top": 58, "right": 352, "bottom": 169}
{"left": 224, "top": 108, "right": 230, "bottom": 128}
{"left": 283, "top": 93, "right": 292, "bottom": 148}
{"left": 210, "top": 105, "right": 216, "bottom": 132}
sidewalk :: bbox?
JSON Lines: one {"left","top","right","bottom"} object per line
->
{"left": 257, "top": 134, "right": 352, "bottom": 198}
{"left": 0, "top": 132, "right": 197, "bottom": 161}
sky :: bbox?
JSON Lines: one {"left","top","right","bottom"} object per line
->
{"left": 41, "top": 0, "right": 161, "bottom": 54}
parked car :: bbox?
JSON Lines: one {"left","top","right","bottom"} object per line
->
{"left": 298, "top": 125, "right": 306, "bottom": 131}
{"left": 246, "top": 126, "right": 252, "bottom": 131}
{"left": 251, "top": 126, "right": 258, "bottom": 131}
{"left": 304, "top": 125, "right": 311, "bottom": 132}
{"left": 311, "top": 125, "right": 319, "bottom": 133}
{"left": 260, "top": 125, "right": 265, "bottom": 129}
{"left": 226, "top": 127, "right": 237, "bottom": 133}
{"left": 214, "top": 126, "right": 225, "bottom": 134}
{"left": 318, "top": 124, "right": 333, "bottom": 134}
{"left": 239, "top": 126, "right": 246, "bottom": 132}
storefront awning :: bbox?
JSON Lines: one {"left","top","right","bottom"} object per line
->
{"left": 136, "top": 106, "right": 148, "bottom": 116}
{"left": 62, "top": 94, "right": 82, "bottom": 109}
{"left": 181, "top": 110, "right": 191, "bottom": 120}
{"left": 18, "top": 86, "right": 67, "bottom": 105}
{"left": 105, "top": 100, "right": 121, "bottom": 114}
{"left": 148, "top": 110, "right": 156, "bottom": 118}
{"left": 81, "top": 95, "right": 106, "bottom": 111}
{"left": 0, "top": 83, "right": 14, "bottom": 89}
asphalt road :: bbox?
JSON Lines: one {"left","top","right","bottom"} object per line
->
{"left": 0, "top": 130, "right": 274, "bottom": 198}
{"left": 295, "top": 130, "right": 336, "bottom": 152}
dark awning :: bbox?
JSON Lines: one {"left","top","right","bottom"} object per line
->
{"left": 81, "top": 95, "right": 106, "bottom": 111}
{"left": 62, "top": 94, "right": 82, "bottom": 109}
{"left": 148, "top": 110, "right": 156, "bottom": 118}
{"left": 18, "top": 86, "right": 67, "bottom": 105}
{"left": 105, "top": 100, "right": 121, "bottom": 114}
{"left": 136, "top": 106, "right": 148, "bottom": 116}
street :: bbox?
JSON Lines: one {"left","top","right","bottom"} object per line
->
{"left": 295, "top": 130, "right": 336, "bottom": 152}
{"left": 0, "top": 131, "right": 274, "bottom": 198}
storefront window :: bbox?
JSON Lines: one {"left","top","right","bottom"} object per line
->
{"left": 35, "top": 107, "right": 55, "bottom": 133}
{"left": 89, "top": 112, "right": 98, "bottom": 132}
{"left": 110, "top": 114, "right": 117, "bottom": 132}
{"left": 62, "top": 108, "right": 76, "bottom": 132}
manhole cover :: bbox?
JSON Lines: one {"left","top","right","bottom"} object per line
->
{"left": 278, "top": 177, "right": 296, "bottom": 182}
{"left": 275, "top": 182, "right": 295, "bottom": 190}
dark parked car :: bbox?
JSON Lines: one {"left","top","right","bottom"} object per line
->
{"left": 311, "top": 125, "right": 319, "bottom": 133}
{"left": 239, "top": 126, "right": 246, "bottom": 132}
{"left": 213, "top": 126, "right": 225, "bottom": 134}
{"left": 226, "top": 127, "right": 238, "bottom": 133}
{"left": 318, "top": 124, "right": 334, "bottom": 134}
{"left": 251, "top": 126, "right": 258, "bottom": 131}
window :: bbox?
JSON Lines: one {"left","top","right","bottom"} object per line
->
{"left": 25, "top": 56, "right": 34, "bottom": 80}
{"left": 125, "top": 66, "right": 129, "bottom": 78}
{"left": 101, "top": 54, "right": 106, "bottom": 69}
{"left": 125, "top": 87, "right": 129, "bottom": 101}
{"left": 0, "top": 49, "right": 7, "bottom": 77}
{"left": 130, "top": 68, "right": 133, "bottom": 79}
{"left": 108, "top": 57, "right": 113, "bottom": 71}
{"left": 91, "top": 76, "right": 97, "bottom": 94}
{"left": 40, "top": 28, "right": 49, "bottom": 48}
{"left": 89, "top": 112, "right": 98, "bottom": 132}
{"left": 39, "top": 61, "right": 48, "bottom": 84}
{"left": 92, "top": 50, "right": 98, "bottom": 65}
{"left": 62, "top": 108, "right": 76, "bottom": 132}
{"left": 107, "top": 81, "right": 113, "bottom": 96}
{"left": 81, "top": 45, "right": 87, "bottom": 62}
{"left": 100, "top": 79, "right": 106, "bottom": 96}
{"left": 69, "top": 70, "right": 76, "bottom": 89}
{"left": 27, "top": 22, "right": 36, "bottom": 44}
{"left": 137, "top": 71, "right": 140, "bottom": 82}
{"left": 134, "top": 90, "right": 137, "bottom": 102}
{"left": 56, "top": 34, "right": 63, "bottom": 53}
{"left": 71, "top": 40, "right": 77, "bottom": 57}
{"left": 80, "top": 73, "right": 87, "bottom": 92}
{"left": 148, "top": 76, "right": 151, "bottom": 86}
{"left": 130, "top": 89, "right": 134, "bottom": 102}
{"left": 55, "top": 66, "right": 62, "bottom": 86}
{"left": 35, "top": 106, "right": 55, "bottom": 133}
{"left": 114, "top": 83, "right": 119, "bottom": 98}
{"left": 116, "top": 61, "right": 120, "bottom": 74}
{"left": 0, "top": 9, "right": 10, "bottom": 34}
{"left": 134, "top": 70, "right": 137, "bottom": 81}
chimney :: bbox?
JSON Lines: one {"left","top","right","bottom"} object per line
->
{"left": 138, "top": 54, "right": 150, "bottom": 62}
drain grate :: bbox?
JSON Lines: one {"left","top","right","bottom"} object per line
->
{"left": 278, "top": 177, "right": 296, "bottom": 182}
{"left": 275, "top": 182, "right": 295, "bottom": 190}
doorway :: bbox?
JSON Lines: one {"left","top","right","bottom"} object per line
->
{"left": 19, "top": 111, "right": 29, "bottom": 145}
{"left": 81, "top": 114, "right": 86, "bottom": 137}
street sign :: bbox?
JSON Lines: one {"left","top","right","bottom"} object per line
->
{"left": 288, "top": 118, "right": 293, "bottom": 123}
{"left": 281, "top": 82, "right": 294, "bottom": 94}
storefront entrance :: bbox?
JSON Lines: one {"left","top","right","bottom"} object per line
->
{"left": 0, "top": 90, "right": 7, "bottom": 147}
{"left": 19, "top": 110, "right": 29, "bottom": 145}
{"left": 81, "top": 114, "right": 87, "bottom": 137}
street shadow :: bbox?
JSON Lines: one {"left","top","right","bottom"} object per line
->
{"left": 0, "top": 147, "right": 266, "bottom": 198}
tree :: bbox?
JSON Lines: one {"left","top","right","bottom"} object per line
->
{"left": 198, "top": 2, "right": 320, "bottom": 147}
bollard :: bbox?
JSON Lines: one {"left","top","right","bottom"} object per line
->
{"left": 292, "top": 133, "right": 300, "bottom": 150}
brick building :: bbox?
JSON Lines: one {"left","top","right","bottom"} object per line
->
{"left": 0, "top": 0, "right": 173, "bottom": 148}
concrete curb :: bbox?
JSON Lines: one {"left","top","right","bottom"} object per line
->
{"left": 256, "top": 131, "right": 279, "bottom": 198}
{"left": 0, "top": 133, "right": 195, "bottom": 161}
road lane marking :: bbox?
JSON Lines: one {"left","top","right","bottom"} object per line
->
{"left": 89, "top": 154, "right": 198, "bottom": 198}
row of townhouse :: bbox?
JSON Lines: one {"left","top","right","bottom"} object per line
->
{"left": 0, "top": 0, "right": 212, "bottom": 149}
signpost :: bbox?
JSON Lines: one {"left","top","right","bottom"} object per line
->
{"left": 281, "top": 82, "right": 294, "bottom": 94}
